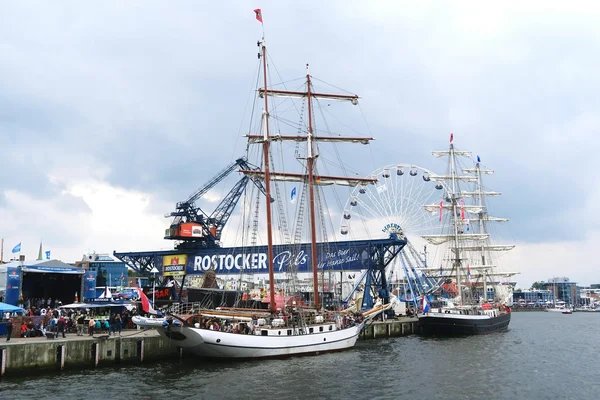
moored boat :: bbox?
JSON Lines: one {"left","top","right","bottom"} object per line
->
{"left": 417, "top": 134, "right": 515, "bottom": 335}
{"left": 132, "top": 9, "right": 406, "bottom": 358}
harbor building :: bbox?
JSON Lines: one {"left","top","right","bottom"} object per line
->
{"left": 578, "top": 287, "right": 600, "bottom": 307}
{"left": 539, "top": 277, "right": 578, "bottom": 305}
{"left": 75, "top": 252, "right": 129, "bottom": 296}
{"left": 512, "top": 289, "right": 555, "bottom": 306}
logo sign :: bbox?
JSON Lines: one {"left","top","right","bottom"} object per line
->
{"left": 163, "top": 254, "right": 187, "bottom": 276}
{"left": 143, "top": 287, "right": 172, "bottom": 300}
{"left": 382, "top": 223, "right": 402, "bottom": 234}
{"left": 84, "top": 270, "right": 97, "bottom": 300}
{"left": 176, "top": 241, "right": 391, "bottom": 276}
{"left": 5, "top": 266, "right": 21, "bottom": 305}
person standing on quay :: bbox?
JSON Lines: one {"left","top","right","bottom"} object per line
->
{"left": 115, "top": 314, "right": 122, "bottom": 337}
{"left": 5, "top": 318, "right": 13, "bottom": 342}
{"left": 109, "top": 313, "right": 116, "bottom": 336}
{"left": 57, "top": 315, "right": 66, "bottom": 338}
{"left": 88, "top": 317, "right": 95, "bottom": 336}
{"left": 77, "top": 313, "right": 85, "bottom": 336}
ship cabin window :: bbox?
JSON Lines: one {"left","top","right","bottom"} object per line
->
{"left": 309, "top": 327, "right": 314, "bottom": 334}
{"left": 278, "top": 331, "right": 281, "bottom": 335}
{"left": 261, "top": 330, "right": 268, "bottom": 336}
{"left": 319, "top": 326, "right": 324, "bottom": 332}
{"left": 329, "top": 325, "right": 333, "bottom": 331}
{"left": 287, "top": 329, "right": 292, "bottom": 336}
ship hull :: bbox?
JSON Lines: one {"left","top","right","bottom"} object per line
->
{"left": 134, "top": 317, "right": 364, "bottom": 359}
{"left": 418, "top": 311, "right": 511, "bottom": 336}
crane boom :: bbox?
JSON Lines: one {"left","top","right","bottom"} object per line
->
{"left": 164, "top": 157, "right": 268, "bottom": 249}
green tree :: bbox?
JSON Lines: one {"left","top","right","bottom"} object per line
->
{"left": 530, "top": 281, "right": 545, "bottom": 290}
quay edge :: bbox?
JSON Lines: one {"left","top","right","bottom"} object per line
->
{"left": 0, "top": 330, "right": 180, "bottom": 378}
{"left": 360, "top": 317, "right": 420, "bottom": 340}
{"left": 0, "top": 318, "right": 420, "bottom": 377}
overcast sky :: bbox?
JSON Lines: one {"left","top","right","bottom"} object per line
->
{"left": 1, "top": 1, "right": 598, "bottom": 288}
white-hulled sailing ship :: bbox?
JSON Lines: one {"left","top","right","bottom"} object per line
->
{"left": 132, "top": 11, "right": 406, "bottom": 358}
{"left": 417, "top": 134, "right": 517, "bottom": 335}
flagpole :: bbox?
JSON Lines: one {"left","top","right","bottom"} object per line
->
{"left": 152, "top": 270, "right": 156, "bottom": 305}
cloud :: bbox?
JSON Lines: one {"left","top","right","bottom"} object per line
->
{"left": 505, "top": 231, "right": 600, "bottom": 288}
{"left": 0, "top": 176, "right": 173, "bottom": 262}
{"left": 1, "top": 1, "right": 599, "bottom": 288}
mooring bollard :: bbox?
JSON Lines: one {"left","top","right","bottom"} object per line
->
{"left": 91, "top": 343, "right": 99, "bottom": 367}
{"left": 0, "top": 348, "right": 6, "bottom": 377}
{"left": 115, "top": 339, "right": 121, "bottom": 363}
{"left": 137, "top": 340, "right": 144, "bottom": 362}
{"left": 56, "top": 345, "right": 65, "bottom": 371}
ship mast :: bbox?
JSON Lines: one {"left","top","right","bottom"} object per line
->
{"left": 474, "top": 159, "right": 488, "bottom": 300}
{"left": 305, "top": 65, "right": 320, "bottom": 309}
{"left": 449, "top": 140, "right": 463, "bottom": 304}
{"left": 242, "top": 45, "right": 378, "bottom": 312}
{"left": 258, "top": 39, "right": 277, "bottom": 313}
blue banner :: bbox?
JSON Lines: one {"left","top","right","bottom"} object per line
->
{"left": 22, "top": 265, "right": 84, "bottom": 274}
{"left": 154, "top": 238, "right": 404, "bottom": 276}
{"left": 5, "top": 266, "right": 21, "bottom": 305}
{"left": 83, "top": 271, "right": 97, "bottom": 300}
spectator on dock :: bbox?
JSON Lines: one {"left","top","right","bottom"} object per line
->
{"left": 102, "top": 319, "right": 110, "bottom": 333}
{"left": 109, "top": 313, "right": 116, "bottom": 336}
{"left": 34, "top": 321, "right": 44, "bottom": 337}
{"left": 20, "top": 322, "right": 29, "bottom": 337}
{"left": 5, "top": 318, "right": 13, "bottom": 342}
{"left": 57, "top": 316, "right": 66, "bottom": 338}
{"left": 48, "top": 316, "right": 57, "bottom": 337}
{"left": 114, "top": 314, "right": 122, "bottom": 337}
{"left": 77, "top": 314, "right": 86, "bottom": 336}
{"left": 88, "top": 317, "right": 95, "bottom": 336}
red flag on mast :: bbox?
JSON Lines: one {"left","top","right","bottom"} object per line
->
{"left": 450, "top": 132, "right": 454, "bottom": 143}
{"left": 254, "top": 8, "right": 263, "bottom": 23}
{"left": 439, "top": 200, "right": 443, "bottom": 222}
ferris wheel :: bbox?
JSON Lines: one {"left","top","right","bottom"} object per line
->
{"left": 339, "top": 164, "right": 447, "bottom": 297}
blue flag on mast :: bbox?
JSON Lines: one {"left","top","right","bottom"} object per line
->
{"left": 11, "top": 243, "right": 21, "bottom": 253}
{"left": 45, "top": 250, "right": 51, "bottom": 260}
{"left": 290, "top": 187, "right": 297, "bottom": 204}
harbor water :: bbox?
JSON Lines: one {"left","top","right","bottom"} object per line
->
{"left": 1, "top": 312, "right": 599, "bottom": 399}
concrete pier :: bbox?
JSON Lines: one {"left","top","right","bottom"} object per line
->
{"left": 0, "top": 330, "right": 179, "bottom": 377}
{"left": 360, "top": 317, "right": 419, "bottom": 340}
{"left": 0, "top": 318, "right": 420, "bottom": 377}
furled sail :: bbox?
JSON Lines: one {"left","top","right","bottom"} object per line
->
{"left": 421, "top": 233, "right": 489, "bottom": 245}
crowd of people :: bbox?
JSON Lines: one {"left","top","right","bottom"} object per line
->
{"left": 3, "top": 302, "right": 142, "bottom": 341}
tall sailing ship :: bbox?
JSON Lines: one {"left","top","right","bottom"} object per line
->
{"left": 417, "top": 134, "right": 516, "bottom": 335}
{"left": 133, "top": 13, "right": 406, "bottom": 358}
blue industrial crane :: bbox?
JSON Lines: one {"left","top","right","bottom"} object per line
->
{"left": 164, "top": 157, "right": 269, "bottom": 249}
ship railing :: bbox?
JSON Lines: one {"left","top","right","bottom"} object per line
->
{"left": 165, "top": 302, "right": 205, "bottom": 315}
